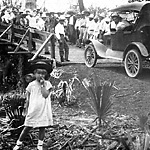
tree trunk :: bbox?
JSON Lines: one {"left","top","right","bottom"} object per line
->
{"left": 25, "top": 0, "right": 36, "bottom": 9}
{"left": 78, "top": 0, "right": 85, "bottom": 12}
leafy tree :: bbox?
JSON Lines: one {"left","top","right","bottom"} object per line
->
{"left": 78, "top": 0, "right": 85, "bottom": 12}
{"left": 88, "top": 5, "right": 109, "bottom": 16}
{"left": 25, "top": 0, "right": 37, "bottom": 9}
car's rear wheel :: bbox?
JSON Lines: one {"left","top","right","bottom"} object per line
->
{"left": 84, "top": 44, "right": 97, "bottom": 67}
{"left": 124, "top": 49, "right": 142, "bottom": 78}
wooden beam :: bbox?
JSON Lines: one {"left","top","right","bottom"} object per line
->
{"left": 0, "top": 24, "right": 12, "bottom": 38}
{"left": 14, "top": 28, "right": 30, "bottom": 52}
{"left": 29, "top": 33, "right": 54, "bottom": 62}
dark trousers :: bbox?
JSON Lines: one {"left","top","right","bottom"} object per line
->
{"left": 68, "top": 25, "right": 76, "bottom": 44}
{"left": 58, "top": 35, "right": 69, "bottom": 61}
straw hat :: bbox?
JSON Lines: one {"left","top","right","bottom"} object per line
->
{"left": 89, "top": 14, "right": 94, "bottom": 18}
{"left": 59, "top": 15, "right": 66, "bottom": 21}
{"left": 82, "top": 10, "right": 90, "bottom": 16}
{"left": 111, "top": 12, "right": 121, "bottom": 18}
{"left": 99, "top": 12, "right": 105, "bottom": 18}
{"left": 67, "top": 10, "right": 76, "bottom": 15}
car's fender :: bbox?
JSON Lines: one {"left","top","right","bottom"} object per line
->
{"left": 89, "top": 39, "right": 107, "bottom": 58}
{"left": 123, "top": 42, "right": 149, "bottom": 60}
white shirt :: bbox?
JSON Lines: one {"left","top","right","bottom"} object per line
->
{"left": 100, "top": 18, "right": 111, "bottom": 33}
{"left": 87, "top": 20, "right": 95, "bottom": 33}
{"left": 55, "top": 22, "right": 65, "bottom": 39}
{"left": 110, "top": 19, "right": 130, "bottom": 31}
{"left": 27, "top": 15, "right": 37, "bottom": 28}
{"left": 93, "top": 21, "right": 100, "bottom": 32}
{"left": 80, "top": 18, "right": 87, "bottom": 27}
{"left": 1, "top": 12, "right": 11, "bottom": 23}
{"left": 69, "top": 15, "right": 74, "bottom": 25}
{"left": 75, "top": 18, "right": 81, "bottom": 29}
{"left": 36, "top": 17, "right": 45, "bottom": 31}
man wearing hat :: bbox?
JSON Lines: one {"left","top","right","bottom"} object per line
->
{"left": 93, "top": 16, "right": 100, "bottom": 39}
{"left": 110, "top": 12, "right": 130, "bottom": 31}
{"left": 86, "top": 14, "right": 95, "bottom": 39}
{"left": 75, "top": 13, "right": 82, "bottom": 47}
{"left": 55, "top": 15, "right": 69, "bottom": 62}
{"left": 78, "top": 12, "right": 87, "bottom": 48}
{"left": 68, "top": 11, "right": 76, "bottom": 45}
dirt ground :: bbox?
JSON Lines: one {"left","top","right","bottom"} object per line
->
{"left": 52, "top": 43, "right": 150, "bottom": 117}
{"left": 1, "top": 45, "right": 150, "bottom": 149}
{"left": 55, "top": 63, "right": 150, "bottom": 117}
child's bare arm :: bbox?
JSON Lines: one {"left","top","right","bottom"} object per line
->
{"left": 40, "top": 78, "right": 52, "bottom": 98}
{"left": 41, "top": 85, "right": 51, "bottom": 98}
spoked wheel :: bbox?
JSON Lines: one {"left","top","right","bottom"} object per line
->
{"left": 84, "top": 44, "right": 97, "bottom": 67}
{"left": 124, "top": 49, "right": 142, "bottom": 78}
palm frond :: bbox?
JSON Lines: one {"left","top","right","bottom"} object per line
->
{"left": 100, "top": 82, "right": 114, "bottom": 118}
{"left": 83, "top": 77, "right": 114, "bottom": 127}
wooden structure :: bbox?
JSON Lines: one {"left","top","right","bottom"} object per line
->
{"left": 0, "top": 22, "right": 56, "bottom": 92}
{"left": 0, "top": 22, "right": 56, "bottom": 60}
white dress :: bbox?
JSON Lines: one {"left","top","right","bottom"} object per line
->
{"left": 24, "top": 80, "right": 53, "bottom": 128}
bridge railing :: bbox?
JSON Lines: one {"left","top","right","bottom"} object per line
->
{"left": 0, "top": 22, "right": 56, "bottom": 61}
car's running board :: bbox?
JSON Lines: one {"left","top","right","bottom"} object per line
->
{"left": 106, "top": 48, "right": 123, "bottom": 61}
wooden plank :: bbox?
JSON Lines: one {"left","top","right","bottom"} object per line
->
{"left": 29, "top": 33, "right": 54, "bottom": 61}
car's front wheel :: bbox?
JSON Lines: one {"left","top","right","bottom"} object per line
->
{"left": 84, "top": 44, "right": 97, "bottom": 67}
{"left": 124, "top": 49, "right": 142, "bottom": 78}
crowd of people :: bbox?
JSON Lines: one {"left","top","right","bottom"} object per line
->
{"left": 0, "top": 6, "right": 131, "bottom": 62}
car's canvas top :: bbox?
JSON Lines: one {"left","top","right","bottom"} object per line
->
{"left": 111, "top": 2, "right": 150, "bottom": 12}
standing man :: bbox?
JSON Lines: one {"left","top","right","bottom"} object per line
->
{"left": 75, "top": 13, "right": 81, "bottom": 47}
{"left": 86, "top": 14, "right": 95, "bottom": 39}
{"left": 93, "top": 16, "right": 100, "bottom": 39}
{"left": 55, "top": 16, "right": 69, "bottom": 62}
{"left": 68, "top": 12, "right": 76, "bottom": 45}
{"left": 78, "top": 12, "right": 87, "bottom": 48}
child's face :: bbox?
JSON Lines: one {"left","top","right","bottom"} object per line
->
{"left": 34, "top": 69, "right": 47, "bottom": 81}
{"left": 25, "top": 76, "right": 32, "bottom": 83}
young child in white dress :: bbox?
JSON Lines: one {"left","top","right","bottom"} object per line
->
{"left": 13, "top": 61, "right": 53, "bottom": 150}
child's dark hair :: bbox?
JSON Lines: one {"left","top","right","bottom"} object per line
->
{"left": 34, "top": 69, "right": 50, "bottom": 80}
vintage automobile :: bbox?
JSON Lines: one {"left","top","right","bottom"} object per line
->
{"left": 84, "top": 2, "right": 150, "bottom": 78}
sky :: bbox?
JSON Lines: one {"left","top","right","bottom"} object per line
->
{"left": 37, "top": 0, "right": 129, "bottom": 12}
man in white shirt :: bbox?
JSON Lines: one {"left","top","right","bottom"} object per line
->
{"left": 1, "top": 9, "right": 12, "bottom": 24}
{"left": 110, "top": 12, "right": 130, "bottom": 31}
{"left": 68, "top": 13, "right": 76, "bottom": 44}
{"left": 93, "top": 16, "right": 100, "bottom": 39}
{"left": 75, "top": 13, "right": 81, "bottom": 47}
{"left": 78, "top": 13, "right": 87, "bottom": 47}
{"left": 100, "top": 17, "right": 111, "bottom": 37}
{"left": 55, "top": 16, "right": 69, "bottom": 62}
{"left": 86, "top": 14, "right": 95, "bottom": 39}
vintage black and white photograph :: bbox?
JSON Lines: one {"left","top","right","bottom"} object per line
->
{"left": 0, "top": 0, "right": 150, "bottom": 149}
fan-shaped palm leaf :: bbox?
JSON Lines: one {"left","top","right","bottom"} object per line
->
{"left": 83, "top": 78, "right": 114, "bottom": 127}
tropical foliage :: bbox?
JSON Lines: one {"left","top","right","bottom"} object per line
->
{"left": 82, "top": 76, "right": 114, "bottom": 127}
